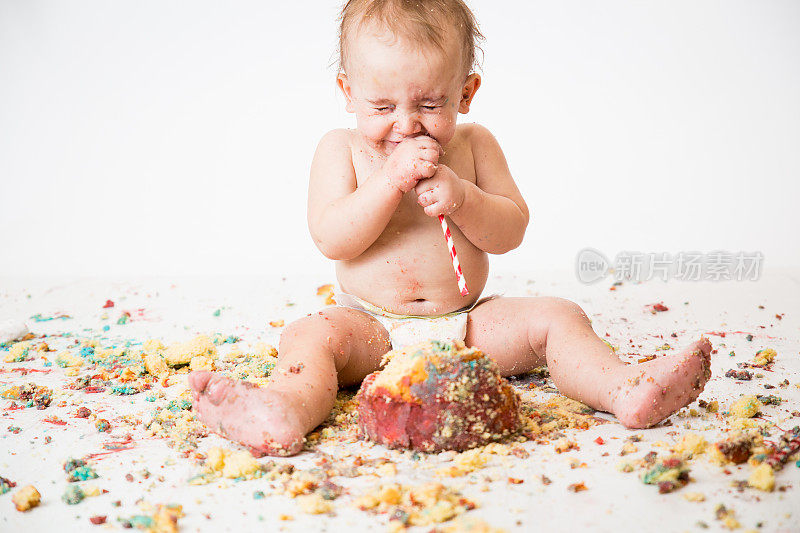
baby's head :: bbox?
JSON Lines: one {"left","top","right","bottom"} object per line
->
{"left": 336, "top": 0, "right": 484, "bottom": 154}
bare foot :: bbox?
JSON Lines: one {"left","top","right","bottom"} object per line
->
{"left": 189, "top": 371, "right": 306, "bottom": 456}
{"left": 611, "top": 338, "right": 712, "bottom": 429}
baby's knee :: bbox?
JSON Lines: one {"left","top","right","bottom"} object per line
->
{"left": 278, "top": 308, "right": 355, "bottom": 353}
{"left": 540, "top": 297, "right": 589, "bottom": 324}
{"left": 280, "top": 311, "right": 334, "bottom": 348}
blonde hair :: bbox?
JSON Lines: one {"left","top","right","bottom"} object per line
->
{"left": 337, "top": 0, "right": 484, "bottom": 76}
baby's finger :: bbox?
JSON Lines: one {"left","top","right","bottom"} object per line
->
{"left": 423, "top": 201, "right": 444, "bottom": 217}
{"left": 414, "top": 178, "right": 436, "bottom": 196}
{"left": 409, "top": 158, "right": 434, "bottom": 173}
{"left": 398, "top": 175, "right": 419, "bottom": 193}
{"left": 416, "top": 146, "right": 440, "bottom": 164}
{"left": 417, "top": 190, "right": 433, "bottom": 207}
{"left": 416, "top": 159, "right": 438, "bottom": 178}
{"left": 414, "top": 136, "right": 444, "bottom": 156}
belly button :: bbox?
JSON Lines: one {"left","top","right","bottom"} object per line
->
{"left": 414, "top": 298, "right": 426, "bottom": 303}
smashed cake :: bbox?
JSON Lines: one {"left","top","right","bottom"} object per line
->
{"left": 355, "top": 340, "right": 519, "bottom": 452}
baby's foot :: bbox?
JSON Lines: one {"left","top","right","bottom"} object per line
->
{"left": 189, "top": 371, "right": 306, "bottom": 456}
{"left": 611, "top": 338, "right": 712, "bottom": 429}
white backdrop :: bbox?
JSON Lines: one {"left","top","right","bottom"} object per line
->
{"left": 1, "top": 0, "right": 798, "bottom": 278}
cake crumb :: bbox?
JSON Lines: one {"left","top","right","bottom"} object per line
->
{"left": 728, "top": 396, "right": 761, "bottom": 419}
{"left": 12, "top": 485, "right": 41, "bottom": 512}
{"left": 747, "top": 463, "right": 775, "bottom": 492}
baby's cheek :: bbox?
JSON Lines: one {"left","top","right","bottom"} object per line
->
{"left": 434, "top": 111, "right": 455, "bottom": 128}
{"left": 429, "top": 117, "right": 456, "bottom": 146}
{"left": 358, "top": 116, "right": 390, "bottom": 141}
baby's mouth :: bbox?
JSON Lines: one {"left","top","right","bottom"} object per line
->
{"left": 385, "top": 133, "right": 431, "bottom": 145}
{"left": 383, "top": 140, "right": 401, "bottom": 151}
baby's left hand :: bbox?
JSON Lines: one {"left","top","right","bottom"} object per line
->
{"left": 414, "top": 164, "right": 466, "bottom": 217}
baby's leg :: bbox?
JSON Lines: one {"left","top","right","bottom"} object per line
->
{"left": 465, "top": 297, "right": 711, "bottom": 428}
{"left": 189, "top": 307, "right": 391, "bottom": 456}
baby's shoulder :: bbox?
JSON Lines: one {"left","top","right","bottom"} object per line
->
{"left": 453, "top": 123, "right": 509, "bottom": 171}
{"left": 454, "top": 123, "right": 498, "bottom": 151}
{"left": 316, "top": 128, "right": 356, "bottom": 153}
{"left": 311, "top": 129, "right": 358, "bottom": 173}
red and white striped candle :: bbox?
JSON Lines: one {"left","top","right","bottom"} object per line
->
{"left": 438, "top": 214, "right": 469, "bottom": 296}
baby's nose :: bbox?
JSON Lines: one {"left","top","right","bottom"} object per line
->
{"left": 394, "top": 112, "right": 422, "bottom": 136}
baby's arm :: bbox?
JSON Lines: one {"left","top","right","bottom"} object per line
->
{"left": 308, "top": 130, "right": 439, "bottom": 260}
{"left": 415, "top": 125, "right": 529, "bottom": 254}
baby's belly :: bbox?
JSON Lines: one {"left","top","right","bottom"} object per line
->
{"left": 336, "top": 221, "right": 489, "bottom": 316}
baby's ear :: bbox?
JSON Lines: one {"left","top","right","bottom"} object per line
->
{"left": 337, "top": 73, "right": 355, "bottom": 113}
{"left": 458, "top": 74, "right": 481, "bottom": 114}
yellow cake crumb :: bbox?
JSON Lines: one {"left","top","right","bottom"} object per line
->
{"left": 379, "top": 484, "right": 402, "bottom": 505}
{"left": 205, "top": 447, "right": 225, "bottom": 471}
{"left": 82, "top": 484, "right": 101, "bottom": 497}
{"left": 683, "top": 492, "right": 705, "bottom": 502}
{"left": 221, "top": 452, "right": 258, "bottom": 479}
{"left": 204, "top": 446, "right": 259, "bottom": 479}
{"left": 752, "top": 348, "right": 776, "bottom": 367}
{"left": 317, "top": 284, "right": 335, "bottom": 305}
{"left": 438, "top": 447, "right": 491, "bottom": 477}
{"left": 152, "top": 504, "right": 184, "bottom": 533}
{"left": 482, "top": 443, "right": 511, "bottom": 456}
{"left": 723, "top": 516, "right": 741, "bottom": 530}
{"left": 164, "top": 335, "right": 217, "bottom": 367}
{"left": 143, "top": 353, "right": 169, "bottom": 377}
{"left": 297, "top": 493, "right": 333, "bottom": 514}
{"left": 728, "top": 396, "right": 761, "bottom": 419}
{"left": 437, "top": 466, "right": 467, "bottom": 478}
{"left": 142, "top": 339, "right": 165, "bottom": 352}
{"left": 619, "top": 442, "right": 638, "bottom": 455}
{"left": 4, "top": 341, "right": 31, "bottom": 362}
{"left": 715, "top": 504, "right": 741, "bottom": 530}
{"left": 12, "top": 485, "right": 41, "bottom": 512}
{"left": 729, "top": 418, "right": 771, "bottom": 431}
{"left": 55, "top": 350, "right": 83, "bottom": 368}
{"left": 747, "top": 463, "right": 775, "bottom": 492}
{"left": 674, "top": 432, "right": 707, "bottom": 458}
{"left": 285, "top": 472, "right": 319, "bottom": 497}
{"left": 376, "top": 462, "right": 398, "bottom": 477}
{"left": 456, "top": 448, "right": 489, "bottom": 469}
{"left": 355, "top": 482, "right": 474, "bottom": 526}
{"left": 252, "top": 342, "right": 278, "bottom": 359}
{"left": 189, "top": 355, "right": 215, "bottom": 372}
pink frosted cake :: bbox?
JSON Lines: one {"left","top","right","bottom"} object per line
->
{"left": 356, "top": 340, "right": 519, "bottom": 452}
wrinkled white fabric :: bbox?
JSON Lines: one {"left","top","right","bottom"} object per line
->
{"left": 334, "top": 291, "right": 495, "bottom": 349}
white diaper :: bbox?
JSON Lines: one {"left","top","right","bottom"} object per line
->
{"left": 334, "top": 291, "right": 495, "bottom": 349}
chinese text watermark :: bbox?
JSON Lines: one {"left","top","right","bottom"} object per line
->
{"left": 575, "top": 248, "right": 763, "bottom": 284}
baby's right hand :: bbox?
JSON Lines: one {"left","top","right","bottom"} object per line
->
{"left": 383, "top": 136, "right": 442, "bottom": 193}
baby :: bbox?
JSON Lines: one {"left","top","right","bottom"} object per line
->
{"left": 190, "top": 0, "right": 712, "bottom": 456}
